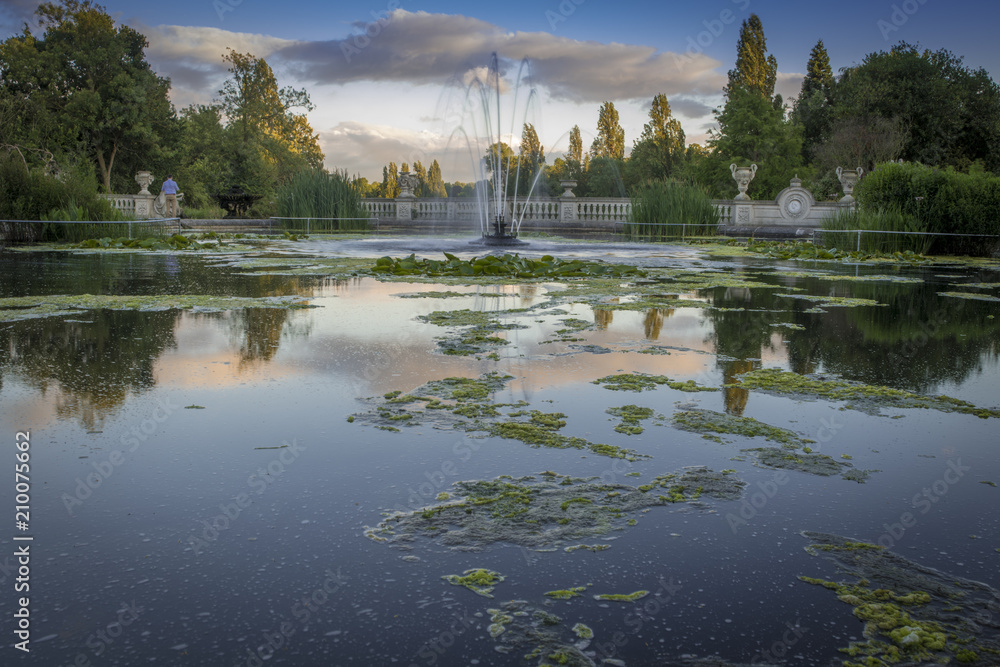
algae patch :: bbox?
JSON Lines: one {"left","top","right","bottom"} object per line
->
{"left": 364, "top": 468, "right": 744, "bottom": 551}
{"left": 800, "top": 531, "right": 1000, "bottom": 665}
{"left": 594, "top": 373, "right": 717, "bottom": 393}
{"left": 607, "top": 405, "right": 656, "bottom": 435}
{"left": 731, "top": 368, "right": 1000, "bottom": 419}
{"left": 593, "top": 590, "right": 649, "bottom": 602}
{"left": 442, "top": 568, "right": 505, "bottom": 598}
{"left": 0, "top": 294, "right": 318, "bottom": 322}
{"left": 672, "top": 409, "right": 814, "bottom": 447}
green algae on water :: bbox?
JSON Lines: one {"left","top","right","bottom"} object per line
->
{"left": 545, "top": 587, "right": 588, "bottom": 599}
{"left": 672, "top": 409, "right": 814, "bottom": 446}
{"left": 487, "top": 599, "right": 598, "bottom": 667}
{"left": 731, "top": 368, "right": 1000, "bottom": 419}
{"left": 745, "top": 446, "right": 853, "bottom": 478}
{"left": 594, "top": 590, "right": 649, "bottom": 602}
{"left": 594, "top": 373, "right": 717, "bottom": 393}
{"left": 365, "top": 468, "right": 745, "bottom": 551}
{"left": 0, "top": 293, "right": 318, "bottom": 322}
{"left": 938, "top": 291, "right": 1000, "bottom": 303}
{"left": 800, "top": 531, "right": 1000, "bottom": 665}
{"left": 777, "top": 293, "right": 886, "bottom": 309}
{"left": 607, "top": 404, "right": 656, "bottom": 435}
{"left": 442, "top": 568, "right": 505, "bottom": 598}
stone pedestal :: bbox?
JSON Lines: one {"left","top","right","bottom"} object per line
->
{"left": 134, "top": 193, "right": 154, "bottom": 219}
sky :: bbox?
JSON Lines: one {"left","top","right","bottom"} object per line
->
{"left": 2, "top": 0, "right": 999, "bottom": 183}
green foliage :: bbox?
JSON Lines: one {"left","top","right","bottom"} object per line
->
{"left": 626, "top": 179, "right": 719, "bottom": 241}
{"left": 591, "top": 102, "right": 625, "bottom": 160}
{"left": 0, "top": 0, "right": 176, "bottom": 192}
{"left": 835, "top": 43, "right": 1000, "bottom": 172}
{"left": 626, "top": 94, "right": 686, "bottom": 187}
{"left": 699, "top": 87, "right": 806, "bottom": 199}
{"left": 0, "top": 153, "right": 129, "bottom": 241}
{"left": 853, "top": 161, "right": 1000, "bottom": 255}
{"left": 372, "top": 253, "right": 645, "bottom": 279}
{"left": 727, "top": 14, "right": 778, "bottom": 99}
{"left": 275, "top": 169, "right": 370, "bottom": 232}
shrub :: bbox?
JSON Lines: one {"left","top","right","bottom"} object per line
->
{"left": 855, "top": 162, "right": 1000, "bottom": 255}
{"left": 625, "top": 179, "right": 719, "bottom": 242}
{"left": 276, "top": 169, "right": 371, "bottom": 232}
{"left": 0, "top": 154, "right": 130, "bottom": 242}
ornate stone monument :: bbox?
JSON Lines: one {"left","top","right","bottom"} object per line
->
{"left": 836, "top": 167, "right": 864, "bottom": 204}
{"left": 396, "top": 170, "right": 418, "bottom": 219}
{"left": 559, "top": 180, "right": 577, "bottom": 221}
{"left": 775, "top": 176, "right": 816, "bottom": 221}
{"left": 730, "top": 164, "right": 757, "bottom": 201}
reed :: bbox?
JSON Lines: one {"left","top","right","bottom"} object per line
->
{"left": 820, "top": 206, "right": 931, "bottom": 254}
{"left": 625, "top": 179, "right": 719, "bottom": 242}
{"left": 276, "top": 169, "right": 370, "bottom": 232}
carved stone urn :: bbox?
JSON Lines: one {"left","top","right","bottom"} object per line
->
{"left": 559, "top": 180, "right": 577, "bottom": 198}
{"left": 730, "top": 164, "right": 757, "bottom": 201}
{"left": 837, "top": 166, "right": 864, "bottom": 203}
{"left": 398, "top": 171, "right": 417, "bottom": 198}
{"left": 135, "top": 171, "right": 154, "bottom": 195}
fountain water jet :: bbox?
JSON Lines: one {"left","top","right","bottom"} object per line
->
{"left": 447, "top": 54, "right": 545, "bottom": 247}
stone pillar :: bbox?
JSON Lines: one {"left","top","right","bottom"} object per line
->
{"left": 134, "top": 194, "right": 155, "bottom": 220}
{"left": 396, "top": 170, "right": 416, "bottom": 220}
{"left": 559, "top": 180, "right": 577, "bottom": 222}
{"left": 447, "top": 201, "right": 457, "bottom": 220}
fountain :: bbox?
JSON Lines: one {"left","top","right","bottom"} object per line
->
{"left": 448, "top": 54, "right": 546, "bottom": 247}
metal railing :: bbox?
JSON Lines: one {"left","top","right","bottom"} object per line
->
{"left": 268, "top": 217, "right": 380, "bottom": 234}
{"left": 612, "top": 221, "right": 720, "bottom": 242}
{"left": 0, "top": 218, "right": 180, "bottom": 240}
{"left": 812, "top": 228, "right": 1000, "bottom": 252}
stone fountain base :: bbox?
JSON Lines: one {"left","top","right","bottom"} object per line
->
{"left": 470, "top": 234, "right": 529, "bottom": 247}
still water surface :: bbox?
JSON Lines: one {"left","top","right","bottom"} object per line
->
{"left": 1, "top": 238, "right": 998, "bottom": 665}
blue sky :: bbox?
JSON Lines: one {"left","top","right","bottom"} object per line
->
{"left": 2, "top": 0, "right": 998, "bottom": 181}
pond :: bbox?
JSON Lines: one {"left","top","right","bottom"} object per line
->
{"left": 1, "top": 236, "right": 998, "bottom": 666}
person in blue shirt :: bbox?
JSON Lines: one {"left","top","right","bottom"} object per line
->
{"left": 160, "top": 175, "right": 180, "bottom": 218}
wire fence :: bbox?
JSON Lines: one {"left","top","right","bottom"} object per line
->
{"left": 268, "top": 217, "right": 379, "bottom": 234}
{"left": 812, "top": 228, "right": 1000, "bottom": 252}
{"left": 1, "top": 218, "right": 181, "bottom": 243}
{"left": 611, "top": 221, "right": 718, "bottom": 242}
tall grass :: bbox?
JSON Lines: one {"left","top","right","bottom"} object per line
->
{"left": 276, "top": 169, "right": 370, "bottom": 232}
{"left": 625, "top": 179, "right": 719, "bottom": 242}
{"left": 820, "top": 206, "right": 932, "bottom": 254}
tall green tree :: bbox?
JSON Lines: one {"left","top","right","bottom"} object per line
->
{"left": 0, "top": 0, "right": 176, "bottom": 192}
{"left": 726, "top": 14, "right": 778, "bottom": 99}
{"left": 381, "top": 162, "right": 399, "bottom": 198}
{"left": 792, "top": 39, "right": 836, "bottom": 161}
{"left": 591, "top": 102, "right": 625, "bottom": 159}
{"left": 218, "top": 49, "right": 323, "bottom": 169}
{"left": 426, "top": 159, "right": 448, "bottom": 197}
{"left": 519, "top": 123, "right": 545, "bottom": 177}
{"left": 627, "top": 93, "right": 686, "bottom": 185}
